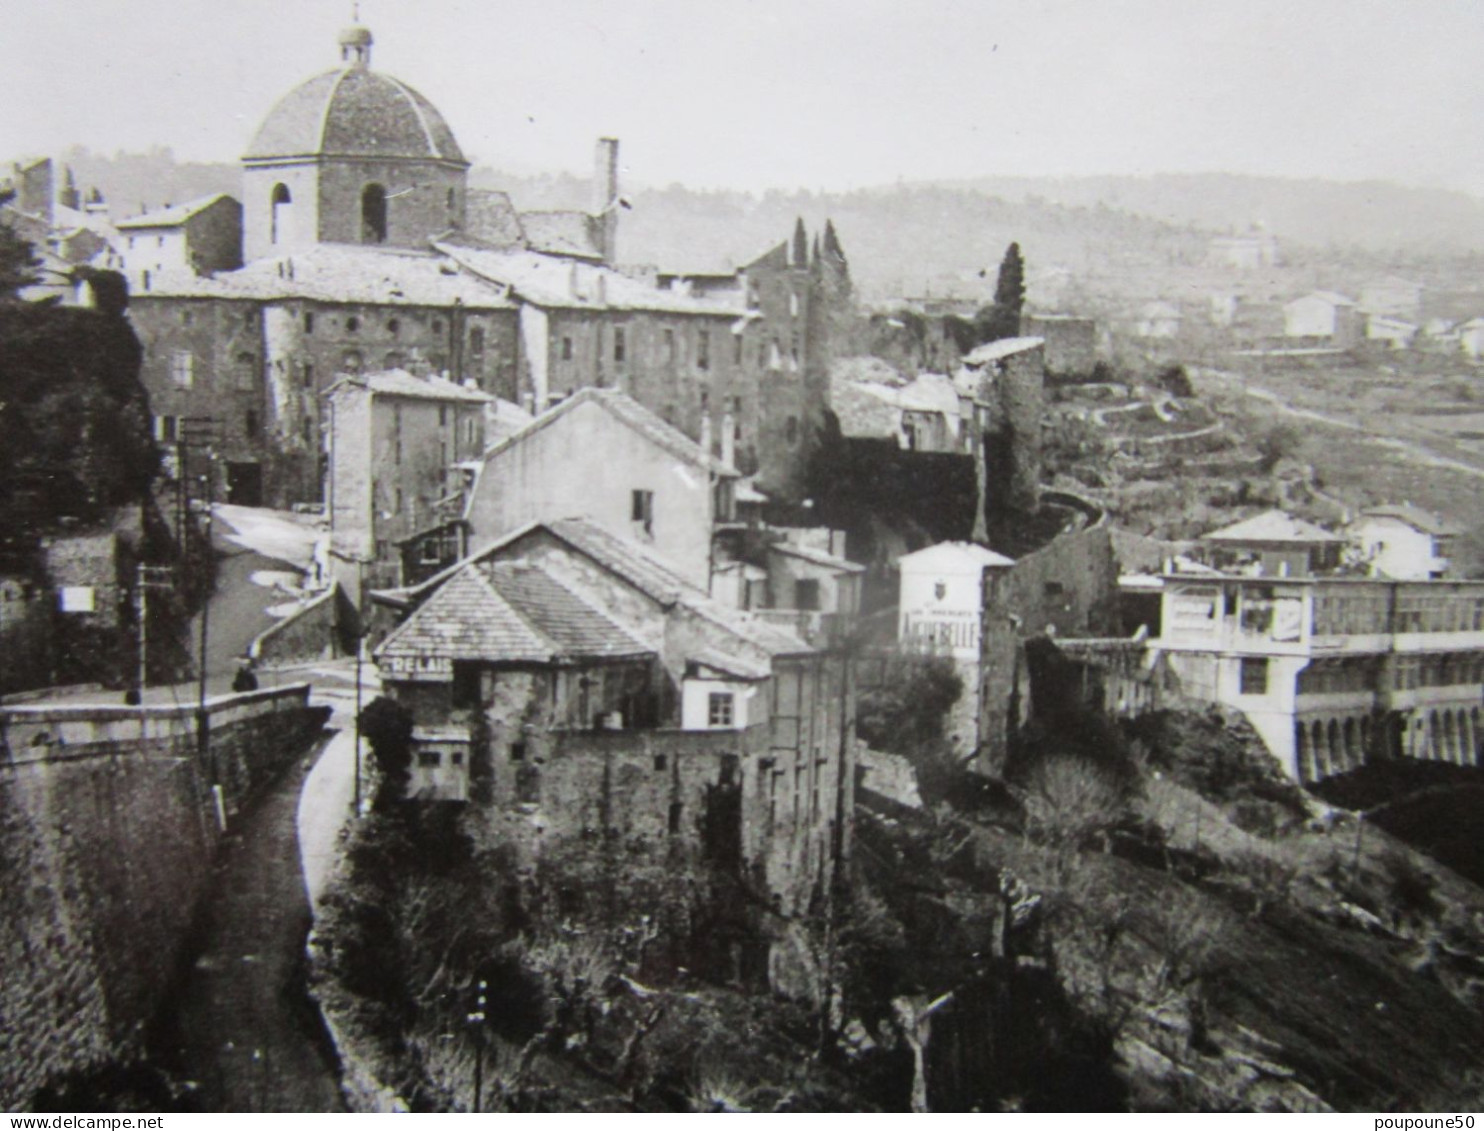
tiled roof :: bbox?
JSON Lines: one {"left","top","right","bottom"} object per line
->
{"left": 434, "top": 240, "right": 750, "bottom": 315}
{"left": 963, "top": 336, "right": 1046, "bottom": 365}
{"left": 1289, "top": 290, "right": 1355, "bottom": 308}
{"left": 382, "top": 515, "right": 812, "bottom": 658}
{"left": 115, "top": 194, "right": 236, "bottom": 230}
{"left": 519, "top": 210, "right": 602, "bottom": 260}
{"left": 1359, "top": 505, "right": 1462, "bottom": 537}
{"left": 377, "top": 558, "right": 651, "bottom": 664}
{"left": 465, "top": 189, "right": 526, "bottom": 249}
{"left": 769, "top": 542, "right": 866, "bottom": 573}
{"left": 245, "top": 65, "right": 465, "bottom": 164}
{"left": 688, "top": 648, "right": 771, "bottom": 681}
{"left": 1201, "top": 510, "right": 1344, "bottom": 544}
{"left": 135, "top": 244, "right": 514, "bottom": 308}
{"left": 484, "top": 562, "right": 652, "bottom": 659}
{"left": 898, "top": 541, "right": 1015, "bottom": 569}
{"left": 325, "top": 368, "right": 494, "bottom": 404}
{"left": 481, "top": 387, "right": 737, "bottom": 476}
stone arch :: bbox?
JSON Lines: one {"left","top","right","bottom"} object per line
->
{"left": 1310, "top": 720, "right": 1327, "bottom": 778}
{"left": 1326, "top": 719, "right": 1341, "bottom": 774}
{"left": 1359, "top": 716, "right": 1372, "bottom": 765}
{"left": 361, "top": 183, "right": 388, "bottom": 244}
{"left": 1429, "top": 710, "right": 1442, "bottom": 760}
{"left": 1342, "top": 717, "right": 1358, "bottom": 770}
{"left": 1295, "top": 722, "right": 1312, "bottom": 782}
{"left": 271, "top": 183, "right": 292, "bottom": 245}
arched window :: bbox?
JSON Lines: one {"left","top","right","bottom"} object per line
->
{"left": 361, "top": 184, "right": 388, "bottom": 244}
{"left": 271, "top": 183, "right": 292, "bottom": 245}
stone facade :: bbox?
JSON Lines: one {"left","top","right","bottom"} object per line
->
{"left": 974, "top": 525, "right": 1120, "bottom": 772}
{"left": 375, "top": 519, "right": 853, "bottom": 914}
{"left": 325, "top": 371, "right": 491, "bottom": 575}
{"left": 130, "top": 285, "right": 519, "bottom": 507}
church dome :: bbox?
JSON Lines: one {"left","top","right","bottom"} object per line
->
{"left": 244, "top": 43, "right": 466, "bottom": 166}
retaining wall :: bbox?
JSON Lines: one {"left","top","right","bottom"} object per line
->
{"left": 0, "top": 685, "right": 330, "bottom": 1108}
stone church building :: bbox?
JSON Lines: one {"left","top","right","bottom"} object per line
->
{"left": 126, "top": 22, "right": 853, "bottom": 512}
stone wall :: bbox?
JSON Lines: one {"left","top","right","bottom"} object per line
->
{"left": 975, "top": 525, "right": 1120, "bottom": 773}
{"left": 249, "top": 583, "right": 350, "bottom": 667}
{"left": 0, "top": 685, "right": 329, "bottom": 1108}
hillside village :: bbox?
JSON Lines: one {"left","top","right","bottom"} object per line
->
{"left": 6, "top": 17, "right": 1484, "bottom": 1115}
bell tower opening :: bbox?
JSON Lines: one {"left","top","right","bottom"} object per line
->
{"left": 361, "top": 183, "right": 387, "bottom": 244}
{"left": 270, "top": 183, "right": 292, "bottom": 245}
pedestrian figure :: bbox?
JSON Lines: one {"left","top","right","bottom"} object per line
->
{"left": 232, "top": 660, "right": 259, "bottom": 692}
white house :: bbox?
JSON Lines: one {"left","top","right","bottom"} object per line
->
{"left": 1282, "top": 291, "right": 1360, "bottom": 345}
{"left": 897, "top": 541, "right": 1015, "bottom": 752}
{"left": 1351, "top": 505, "right": 1459, "bottom": 581}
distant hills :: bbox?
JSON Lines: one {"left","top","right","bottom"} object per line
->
{"left": 41, "top": 146, "right": 1484, "bottom": 303}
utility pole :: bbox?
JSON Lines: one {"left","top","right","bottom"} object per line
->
{"left": 353, "top": 557, "right": 365, "bottom": 816}
{"left": 131, "top": 564, "right": 173, "bottom": 703}
{"left": 467, "top": 979, "right": 488, "bottom": 1112}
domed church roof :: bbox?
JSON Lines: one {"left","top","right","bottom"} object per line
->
{"left": 243, "top": 27, "right": 466, "bottom": 166}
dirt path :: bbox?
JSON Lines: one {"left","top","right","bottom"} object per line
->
{"left": 151, "top": 750, "right": 346, "bottom": 1112}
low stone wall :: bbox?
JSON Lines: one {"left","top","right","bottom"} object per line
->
{"left": 0, "top": 685, "right": 330, "bottom": 1108}
{"left": 250, "top": 583, "right": 348, "bottom": 668}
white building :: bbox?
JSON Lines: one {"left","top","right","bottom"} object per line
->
{"left": 1351, "top": 505, "right": 1459, "bottom": 581}
{"left": 1282, "top": 291, "right": 1360, "bottom": 345}
{"left": 1154, "top": 572, "right": 1484, "bottom": 781}
{"left": 897, "top": 541, "right": 1015, "bottom": 751}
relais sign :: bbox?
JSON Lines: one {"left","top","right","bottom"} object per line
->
{"left": 381, "top": 654, "right": 454, "bottom": 681}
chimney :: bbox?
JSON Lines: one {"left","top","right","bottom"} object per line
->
{"left": 592, "top": 137, "right": 620, "bottom": 266}
{"left": 700, "top": 414, "right": 713, "bottom": 458}
{"left": 721, "top": 412, "right": 736, "bottom": 469}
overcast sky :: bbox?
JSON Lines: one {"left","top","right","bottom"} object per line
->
{"left": 3, "top": 0, "right": 1482, "bottom": 196}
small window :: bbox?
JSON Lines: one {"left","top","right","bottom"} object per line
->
{"left": 420, "top": 538, "right": 441, "bottom": 565}
{"left": 631, "top": 489, "right": 654, "bottom": 528}
{"left": 245, "top": 309, "right": 256, "bottom": 327}
{"left": 785, "top": 415, "right": 799, "bottom": 444}
{"left": 447, "top": 187, "right": 456, "bottom": 210}
{"left": 795, "top": 578, "right": 821, "bottom": 611}
{"left": 439, "top": 405, "right": 448, "bottom": 427}
{"left": 246, "top": 410, "right": 259, "bottom": 438}
{"left": 170, "top": 350, "right": 194, "bottom": 388}
{"left": 697, "top": 330, "right": 710, "bottom": 370}
{"left": 302, "top": 361, "right": 314, "bottom": 388}
{"left": 304, "top": 311, "right": 315, "bottom": 333}
{"left": 562, "top": 336, "right": 573, "bottom": 361}
{"left": 301, "top": 416, "right": 312, "bottom": 443}
{"left": 432, "top": 318, "right": 444, "bottom": 334}
{"left": 394, "top": 487, "right": 403, "bottom": 514}
{"left": 346, "top": 316, "right": 360, "bottom": 333}
{"left": 733, "top": 334, "right": 743, "bottom": 365}
{"left": 387, "top": 318, "right": 400, "bottom": 336}
{"left": 614, "top": 326, "right": 626, "bottom": 363}
{"left": 451, "top": 751, "right": 464, "bottom": 766}
{"left": 181, "top": 308, "right": 193, "bottom": 326}
{"left": 1240, "top": 657, "right": 1269, "bottom": 695}
{"left": 653, "top": 754, "right": 668, "bottom": 772}
{"left": 418, "top": 750, "right": 442, "bottom": 767}
{"left": 1044, "top": 581, "right": 1066, "bottom": 598}
{"left": 663, "top": 328, "right": 676, "bottom": 364}
{"left": 708, "top": 692, "right": 735, "bottom": 727}
{"left": 470, "top": 326, "right": 485, "bottom": 355}
{"left": 510, "top": 742, "right": 527, "bottom": 762}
